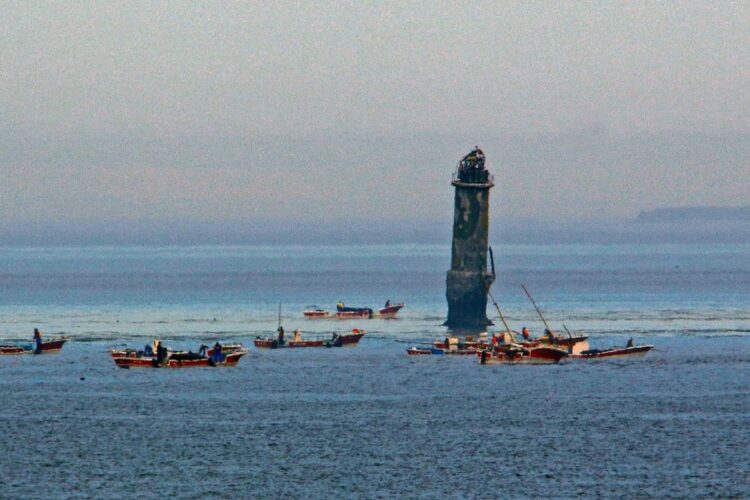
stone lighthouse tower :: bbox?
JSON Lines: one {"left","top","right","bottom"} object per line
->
{"left": 444, "top": 147, "right": 495, "bottom": 330}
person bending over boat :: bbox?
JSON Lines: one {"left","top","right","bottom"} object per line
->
{"left": 277, "top": 326, "right": 285, "bottom": 346}
{"left": 33, "top": 328, "right": 43, "bottom": 354}
{"left": 544, "top": 329, "right": 555, "bottom": 340}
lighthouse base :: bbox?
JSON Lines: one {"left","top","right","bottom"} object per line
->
{"left": 444, "top": 270, "right": 495, "bottom": 331}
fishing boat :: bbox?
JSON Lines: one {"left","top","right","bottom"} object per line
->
{"left": 335, "top": 303, "right": 374, "bottom": 319}
{"left": 406, "top": 346, "right": 478, "bottom": 356}
{"left": 303, "top": 306, "right": 331, "bottom": 318}
{"left": 206, "top": 343, "right": 246, "bottom": 356}
{"left": 377, "top": 303, "right": 404, "bottom": 318}
{"left": 111, "top": 347, "right": 247, "bottom": 368}
{"left": 479, "top": 345, "right": 568, "bottom": 365}
{"left": 0, "top": 337, "right": 67, "bottom": 355}
{"left": 573, "top": 344, "right": 654, "bottom": 359}
{"left": 254, "top": 329, "right": 366, "bottom": 349}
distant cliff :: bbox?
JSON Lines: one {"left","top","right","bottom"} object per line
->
{"left": 637, "top": 207, "right": 750, "bottom": 223}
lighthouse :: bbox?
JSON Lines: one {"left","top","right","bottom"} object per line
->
{"left": 444, "top": 147, "right": 495, "bottom": 330}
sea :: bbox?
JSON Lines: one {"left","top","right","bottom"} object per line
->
{"left": 0, "top": 243, "right": 749, "bottom": 498}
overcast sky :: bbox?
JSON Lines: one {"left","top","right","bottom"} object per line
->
{"left": 1, "top": 1, "right": 748, "bottom": 242}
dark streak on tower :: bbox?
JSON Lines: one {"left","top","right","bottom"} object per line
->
{"left": 444, "top": 147, "right": 495, "bottom": 331}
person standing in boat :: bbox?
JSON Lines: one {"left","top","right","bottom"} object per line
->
{"left": 293, "top": 329, "right": 302, "bottom": 342}
{"left": 212, "top": 341, "right": 223, "bottom": 362}
{"left": 33, "top": 328, "right": 43, "bottom": 354}
{"left": 385, "top": 299, "right": 390, "bottom": 308}
{"left": 626, "top": 338, "right": 634, "bottom": 348}
{"left": 277, "top": 326, "right": 285, "bottom": 346}
{"left": 522, "top": 327, "right": 530, "bottom": 340}
{"left": 155, "top": 340, "right": 165, "bottom": 363}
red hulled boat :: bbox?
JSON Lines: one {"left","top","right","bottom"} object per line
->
{"left": 0, "top": 337, "right": 67, "bottom": 355}
{"left": 254, "top": 329, "right": 365, "bottom": 349}
{"left": 377, "top": 303, "right": 404, "bottom": 318}
{"left": 303, "top": 306, "right": 331, "bottom": 319}
{"left": 573, "top": 344, "right": 654, "bottom": 359}
{"left": 111, "top": 348, "right": 247, "bottom": 368}
{"left": 406, "top": 346, "right": 478, "bottom": 356}
{"left": 479, "top": 345, "right": 568, "bottom": 365}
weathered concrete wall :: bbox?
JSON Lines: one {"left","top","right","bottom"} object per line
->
{"left": 445, "top": 173, "right": 494, "bottom": 330}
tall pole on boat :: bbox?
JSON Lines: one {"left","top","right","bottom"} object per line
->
{"left": 487, "top": 291, "right": 512, "bottom": 335}
{"left": 277, "top": 303, "right": 282, "bottom": 329}
{"left": 521, "top": 285, "right": 552, "bottom": 332}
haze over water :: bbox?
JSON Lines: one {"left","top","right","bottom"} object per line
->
{"left": 2, "top": 1, "right": 750, "bottom": 497}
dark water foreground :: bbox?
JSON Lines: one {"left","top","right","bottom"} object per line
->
{"left": 1, "top": 337, "right": 748, "bottom": 498}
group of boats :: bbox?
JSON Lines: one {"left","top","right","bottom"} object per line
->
{"left": 407, "top": 331, "right": 653, "bottom": 364}
{"left": 112, "top": 327, "right": 368, "bottom": 368}
{"left": 303, "top": 301, "right": 404, "bottom": 319}
{"left": 0, "top": 327, "right": 368, "bottom": 369}
{"left": 407, "top": 286, "right": 654, "bottom": 365}
{"left": 2, "top": 289, "right": 655, "bottom": 369}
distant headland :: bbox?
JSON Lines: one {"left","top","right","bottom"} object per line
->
{"left": 636, "top": 206, "right": 750, "bottom": 223}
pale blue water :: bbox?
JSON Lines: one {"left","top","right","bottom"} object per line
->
{"left": 1, "top": 243, "right": 749, "bottom": 497}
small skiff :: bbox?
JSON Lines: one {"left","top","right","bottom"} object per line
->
{"left": 573, "top": 345, "right": 654, "bottom": 359}
{"left": 378, "top": 303, "right": 404, "bottom": 319}
{"left": 303, "top": 307, "right": 331, "bottom": 318}
{"left": 406, "top": 347, "right": 478, "bottom": 356}
{"left": 479, "top": 345, "right": 568, "bottom": 365}
{"left": 254, "top": 329, "right": 365, "bottom": 349}
{"left": 112, "top": 349, "right": 246, "bottom": 368}
{"left": 0, "top": 337, "right": 67, "bottom": 355}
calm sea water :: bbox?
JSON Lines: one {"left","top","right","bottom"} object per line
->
{"left": 1, "top": 243, "right": 749, "bottom": 497}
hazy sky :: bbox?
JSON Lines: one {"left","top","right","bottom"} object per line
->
{"left": 1, "top": 1, "right": 748, "bottom": 242}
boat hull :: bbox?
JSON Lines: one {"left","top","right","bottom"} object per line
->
{"left": 377, "top": 303, "right": 404, "bottom": 319}
{"left": 254, "top": 331, "right": 365, "bottom": 349}
{"left": 336, "top": 310, "right": 372, "bottom": 319}
{"left": 573, "top": 345, "right": 654, "bottom": 359}
{"left": 113, "top": 351, "right": 246, "bottom": 369}
{"left": 303, "top": 310, "right": 331, "bottom": 318}
{"left": 407, "top": 347, "right": 477, "bottom": 355}
{"left": 0, "top": 338, "right": 67, "bottom": 355}
{"left": 480, "top": 346, "right": 568, "bottom": 365}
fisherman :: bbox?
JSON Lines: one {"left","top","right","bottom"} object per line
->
{"left": 293, "top": 329, "right": 302, "bottom": 342}
{"left": 491, "top": 333, "right": 498, "bottom": 345}
{"left": 626, "top": 338, "right": 634, "bottom": 348}
{"left": 33, "top": 328, "right": 43, "bottom": 354}
{"left": 212, "top": 341, "right": 224, "bottom": 363}
{"left": 277, "top": 326, "right": 285, "bottom": 346}
{"left": 385, "top": 299, "right": 390, "bottom": 308}
{"left": 155, "top": 340, "right": 165, "bottom": 364}
{"left": 544, "top": 328, "right": 555, "bottom": 340}
{"left": 522, "top": 327, "right": 530, "bottom": 340}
